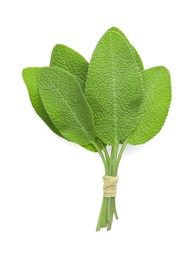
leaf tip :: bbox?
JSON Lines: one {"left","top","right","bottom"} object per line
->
{"left": 109, "top": 26, "right": 119, "bottom": 30}
{"left": 22, "top": 67, "right": 33, "bottom": 83}
{"left": 107, "top": 26, "right": 124, "bottom": 34}
{"left": 22, "top": 67, "right": 28, "bottom": 79}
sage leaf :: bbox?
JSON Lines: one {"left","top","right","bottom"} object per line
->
{"left": 38, "top": 67, "right": 96, "bottom": 146}
{"left": 85, "top": 27, "right": 143, "bottom": 145}
{"left": 23, "top": 67, "right": 98, "bottom": 152}
{"left": 50, "top": 44, "right": 88, "bottom": 90}
{"left": 50, "top": 44, "right": 100, "bottom": 151}
{"left": 22, "top": 67, "right": 61, "bottom": 136}
{"left": 128, "top": 66, "right": 171, "bottom": 144}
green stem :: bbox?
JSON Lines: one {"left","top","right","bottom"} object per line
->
{"left": 98, "top": 139, "right": 110, "bottom": 162}
{"left": 96, "top": 143, "right": 120, "bottom": 231}
{"left": 103, "top": 146, "right": 110, "bottom": 163}
{"left": 92, "top": 140, "right": 108, "bottom": 175}
{"left": 111, "top": 142, "right": 119, "bottom": 176}
{"left": 116, "top": 138, "right": 128, "bottom": 172}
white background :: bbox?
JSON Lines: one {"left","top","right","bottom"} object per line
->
{"left": 0, "top": 0, "right": 194, "bottom": 259}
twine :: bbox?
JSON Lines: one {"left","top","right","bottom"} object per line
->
{"left": 103, "top": 175, "right": 119, "bottom": 198}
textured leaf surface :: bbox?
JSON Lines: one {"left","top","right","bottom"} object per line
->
{"left": 38, "top": 67, "right": 96, "bottom": 145}
{"left": 128, "top": 66, "right": 171, "bottom": 144}
{"left": 85, "top": 27, "right": 143, "bottom": 145}
{"left": 50, "top": 45, "right": 99, "bottom": 151}
{"left": 110, "top": 27, "right": 144, "bottom": 71}
{"left": 23, "top": 67, "right": 98, "bottom": 152}
{"left": 22, "top": 67, "right": 61, "bottom": 136}
{"left": 50, "top": 44, "right": 88, "bottom": 90}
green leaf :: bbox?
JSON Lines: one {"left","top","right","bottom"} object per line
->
{"left": 128, "top": 66, "right": 171, "bottom": 144}
{"left": 50, "top": 44, "right": 100, "bottom": 151}
{"left": 22, "top": 67, "right": 61, "bottom": 136}
{"left": 109, "top": 27, "right": 144, "bottom": 71}
{"left": 23, "top": 67, "right": 99, "bottom": 152}
{"left": 50, "top": 44, "right": 88, "bottom": 91}
{"left": 38, "top": 67, "right": 96, "bottom": 146}
{"left": 85, "top": 27, "right": 143, "bottom": 145}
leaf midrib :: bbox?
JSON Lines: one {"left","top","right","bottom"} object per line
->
{"left": 109, "top": 32, "right": 118, "bottom": 144}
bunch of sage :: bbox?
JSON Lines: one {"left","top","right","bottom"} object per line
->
{"left": 22, "top": 27, "right": 171, "bottom": 231}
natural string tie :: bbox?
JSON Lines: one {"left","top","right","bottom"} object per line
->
{"left": 103, "top": 175, "right": 119, "bottom": 198}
